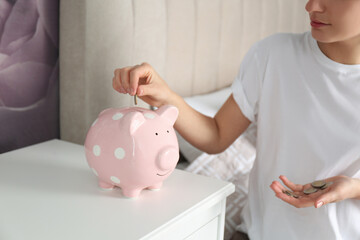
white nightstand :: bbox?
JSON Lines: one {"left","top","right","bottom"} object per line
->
{"left": 0, "top": 140, "right": 234, "bottom": 240}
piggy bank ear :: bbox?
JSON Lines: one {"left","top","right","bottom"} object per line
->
{"left": 122, "top": 112, "right": 146, "bottom": 135}
{"left": 156, "top": 105, "right": 179, "bottom": 125}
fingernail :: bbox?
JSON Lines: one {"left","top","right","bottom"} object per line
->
{"left": 316, "top": 201, "right": 323, "bottom": 208}
{"left": 138, "top": 89, "right": 143, "bottom": 96}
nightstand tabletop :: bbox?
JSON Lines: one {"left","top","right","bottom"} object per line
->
{"left": 0, "top": 140, "right": 234, "bottom": 240}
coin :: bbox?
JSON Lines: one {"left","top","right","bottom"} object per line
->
{"left": 303, "top": 187, "right": 318, "bottom": 195}
{"left": 134, "top": 94, "right": 138, "bottom": 105}
{"left": 311, "top": 180, "right": 326, "bottom": 188}
{"left": 320, "top": 181, "right": 333, "bottom": 190}
{"left": 283, "top": 190, "right": 291, "bottom": 196}
{"left": 283, "top": 190, "right": 299, "bottom": 198}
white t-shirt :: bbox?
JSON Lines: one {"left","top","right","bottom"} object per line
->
{"left": 232, "top": 32, "right": 360, "bottom": 240}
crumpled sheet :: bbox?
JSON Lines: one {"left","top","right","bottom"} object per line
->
{"left": 0, "top": 0, "right": 59, "bottom": 152}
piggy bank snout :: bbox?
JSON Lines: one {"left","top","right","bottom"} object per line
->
{"left": 157, "top": 147, "right": 179, "bottom": 171}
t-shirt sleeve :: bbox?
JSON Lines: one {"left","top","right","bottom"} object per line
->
{"left": 231, "top": 43, "right": 262, "bottom": 122}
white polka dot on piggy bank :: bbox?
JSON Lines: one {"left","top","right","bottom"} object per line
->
{"left": 84, "top": 106, "right": 180, "bottom": 198}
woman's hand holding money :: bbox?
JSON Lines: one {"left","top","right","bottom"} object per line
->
{"left": 270, "top": 175, "right": 360, "bottom": 208}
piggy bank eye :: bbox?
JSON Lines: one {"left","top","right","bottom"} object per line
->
{"left": 167, "top": 130, "right": 169, "bottom": 133}
{"left": 155, "top": 133, "right": 158, "bottom": 136}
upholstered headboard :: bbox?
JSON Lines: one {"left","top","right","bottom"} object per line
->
{"left": 60, "top": 0, "right": 308, "bottom": 144}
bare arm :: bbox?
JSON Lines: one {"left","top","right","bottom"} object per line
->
{"left": 171, "top": 93, "right": 250, "bottom": 154}
{"left": 113, "top": 62, "right": 251, "bottom": 154}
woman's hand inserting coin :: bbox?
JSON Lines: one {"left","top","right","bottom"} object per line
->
{"left": 270, "top": 175, "right": 360, "bottom": 208}
{"left": 112, "top": 62, "right": 175, "bottom": 108}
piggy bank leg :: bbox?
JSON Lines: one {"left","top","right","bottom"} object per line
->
{"left": 121, "top": 187, "right": 142, "bottom": 198}
{"left": 99, "top": 181, "right": 114, "bottom": 191}
{"left": 147, "top": 182, "right": 163, "bottom": 191}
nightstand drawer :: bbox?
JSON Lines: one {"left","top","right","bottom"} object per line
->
{"left": 185, "top": 216, "right": 218, "bottom": 240}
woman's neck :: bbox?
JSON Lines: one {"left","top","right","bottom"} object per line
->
{"left": 318, "top": 36, "right": 360, "bottom": 65}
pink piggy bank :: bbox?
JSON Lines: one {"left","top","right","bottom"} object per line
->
{"left": 84, "top": 105, "right": 180, "bottom": 198}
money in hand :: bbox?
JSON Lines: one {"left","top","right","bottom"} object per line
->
{"left": 282, "top": 180, "right": 333, "bottom": 199}
{"left": 303, "top": 180, "right": 333, "bottom": 195}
